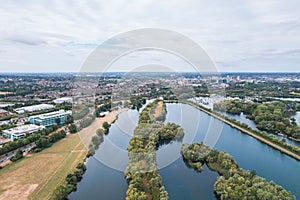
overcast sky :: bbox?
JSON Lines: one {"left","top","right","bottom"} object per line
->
{"left": 0, "top": 0, "right": 300, "bottom": 72}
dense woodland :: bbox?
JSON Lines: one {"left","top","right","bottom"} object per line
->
{"left": 213, "top": 100, "right": 300, "bottom": 139}
{"left": 194, "top": 81, "right": 300, "bottom": 98}
{"left": 125, "top": 100, "right": 184, "bottom": 200}
{"left": 225, "top": 82, "right": 300, "bottom": 98}
{"left": 130, "top": 96, "right": 147, "bottom": 110}
{"left": 181, "top": 143, "right": 295, "bottom": 200}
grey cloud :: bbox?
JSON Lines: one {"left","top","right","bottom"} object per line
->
{"left": 0, "top": 0, "right": 300, "bottom": 72}
{"left": 8, "top": 38, "right": 46, "bottom": 46}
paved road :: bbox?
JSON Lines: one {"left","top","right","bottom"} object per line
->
{"left": 0, "top": 142, "right": 36, "bottom": 163}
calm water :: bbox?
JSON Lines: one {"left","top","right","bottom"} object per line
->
{"left": 222, "top": 112, "right": 258, "bottom": 130}
{"left": 221, "top": 111, "right": 300, "bottom": 148}
{"left": 70, "top": 103, "right": 300, "bottom": 199}
{"left": 293, "top": 111, "right": 300, "bottom": 126}
{"left": 273, "top": 97, "right": 300, "bottom": 102}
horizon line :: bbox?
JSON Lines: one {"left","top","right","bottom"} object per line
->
{"left": 0, "top": 71, "right": 300, "bottom": 74}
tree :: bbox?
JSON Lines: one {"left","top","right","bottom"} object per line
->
{"left": 66, "top": 115, "right": 74, "bottom": 124}
{"left": 11, "top": 149, "right": 23, "bottom": 162}
{"left": 68, "top": 123, "right": 77, "bottom": 134}
{"left": 103, "top": 121, "right": 110, "bottom": 135}
{"left": 51, "top": 185, "right": 68, "bottom": 200}
{"left": 103, "top": 121, "right": 110, "bottom": 130}
{"left": 96, "top": 129, "right": 104, "bottom": 137}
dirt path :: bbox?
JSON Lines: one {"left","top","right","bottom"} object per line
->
{"left": 153, "top": 101, "right": 163, "bottom": 118}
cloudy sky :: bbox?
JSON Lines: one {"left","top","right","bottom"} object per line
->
{"left": 0, "top": 0, "right": 300, "bottom": 72}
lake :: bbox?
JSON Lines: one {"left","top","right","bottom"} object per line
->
{"left": 70, "top": 103, "right": 300, "bottom": 199}
{"left": 221, "top": 111, "right": 300, "bottom": 148}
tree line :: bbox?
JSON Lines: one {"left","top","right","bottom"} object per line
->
{"left": 51, "top": 121, "right": 112, "bottom": 199}
{"left": 214, "top": 100, "right": 300, "bottom": 139}
{"left": 125, "top": 100, "right": 184, "bottom": 200}
{"left": 51, "top": 163, "right": 87, "bottom": 200}
{"left": 0, "top": 124, "right": 60, "bottom": 156}
{"left": 181, "top": 142, "right": 295, "bottom": 200}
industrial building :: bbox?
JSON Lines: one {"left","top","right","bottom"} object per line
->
{"left": 3, "top": 124, "right": 45, "bottom": 141}
{"left": 15, "top": 104, "right": 55, "bottom": 114}
{"left": 53, "top": 97, "right": 73, "bottom": 104}
{"left": 29, "top": 110, "right": 72, "bottom": 126}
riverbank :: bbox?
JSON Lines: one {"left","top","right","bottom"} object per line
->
{"left": 0, "top": 108, "right": 127, "bottom": 200}
{"left": 78, "top": 109, "right": 127, "bottom": 148}
{"left": 165, "top": 100, "right": 300, "bottom": 161}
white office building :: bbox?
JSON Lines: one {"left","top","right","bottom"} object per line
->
{"left": 29, "top": 110, "right": 72, "bottom": 126}
{"left": 3, "top": 124, "right": 45, "bottom": 141}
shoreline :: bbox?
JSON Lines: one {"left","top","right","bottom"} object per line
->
{"left": 59, "top": 108, "right": 128, "bottom": 199}
{"left": 165, "top": 100, "right": 300, "bottom": 161}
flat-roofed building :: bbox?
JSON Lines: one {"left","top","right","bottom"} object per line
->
{"left": 53, "top": 97, "right": 73, "bottom": 104}
{"left": 3, "top": 124, "right": 45, "bottom": 141}
{"left": 0, "top": 102, "right": 14, "bottom": 108}
{"left": 29, "top": 110, "right": 72, "bottom": 126}
{"left": 15, "top": 104, "right": 55, "bottom": 114}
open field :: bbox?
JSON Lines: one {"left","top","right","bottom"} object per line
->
{"left": 0, "top": 109, "right": 126, "bottom": 200}
{"left": 0, "top": 133, "right": 86, "bottom": 200}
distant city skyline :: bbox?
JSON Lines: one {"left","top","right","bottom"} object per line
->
{"left": 0, "top": 0, "right": 300, "bottom": 72}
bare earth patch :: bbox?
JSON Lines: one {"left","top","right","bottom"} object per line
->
{"left": 153, "top": 101, "right": 163, "bottom": 118}
{"left": 0, "top": 160, "right": 11, "bottom": 167}
{"left": 0, "top": 184, "right": 38, "bottom": 200}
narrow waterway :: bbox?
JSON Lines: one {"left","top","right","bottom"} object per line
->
{"left": 70, "top": 103, "right": 300, "bottom": 199}
{"left": 220, "top": 111, "right": 300, "bottom": 148}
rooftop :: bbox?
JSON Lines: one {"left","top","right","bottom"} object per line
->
{"left": 30, "top": 110, "right": 72, "bottom": 120}
{"left": 15, "top": 104, "right": 55, "bottom": 112}
{"left": 3, "top": 124, "right": 45, "bottom": 135}
{"left": 0, "top": 109, "right": 9, "bottom": 113}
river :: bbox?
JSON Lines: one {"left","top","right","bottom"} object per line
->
{"left": 70, "top": 103, "right": 300, "bottom": 199}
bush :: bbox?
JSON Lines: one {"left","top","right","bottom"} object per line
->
{"left": 10, "top": 149, "right": 23, "bottom": 162}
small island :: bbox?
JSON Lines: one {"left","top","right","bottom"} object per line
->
{"left": 181, "top": 142, "right": 295, "bottom": 200}
{"left": 125, "top": 100, "right": 184, "bottom": 200}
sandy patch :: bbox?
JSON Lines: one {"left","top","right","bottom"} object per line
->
{"left": 153, "top": 101, "right": 163, "bottom": 118}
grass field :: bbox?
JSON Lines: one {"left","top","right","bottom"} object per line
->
{"left": 0, "top": 109, "right": 126, "bottom": 200}
{"left": 0, "top": 133, "right": 86, "bottom": 200}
